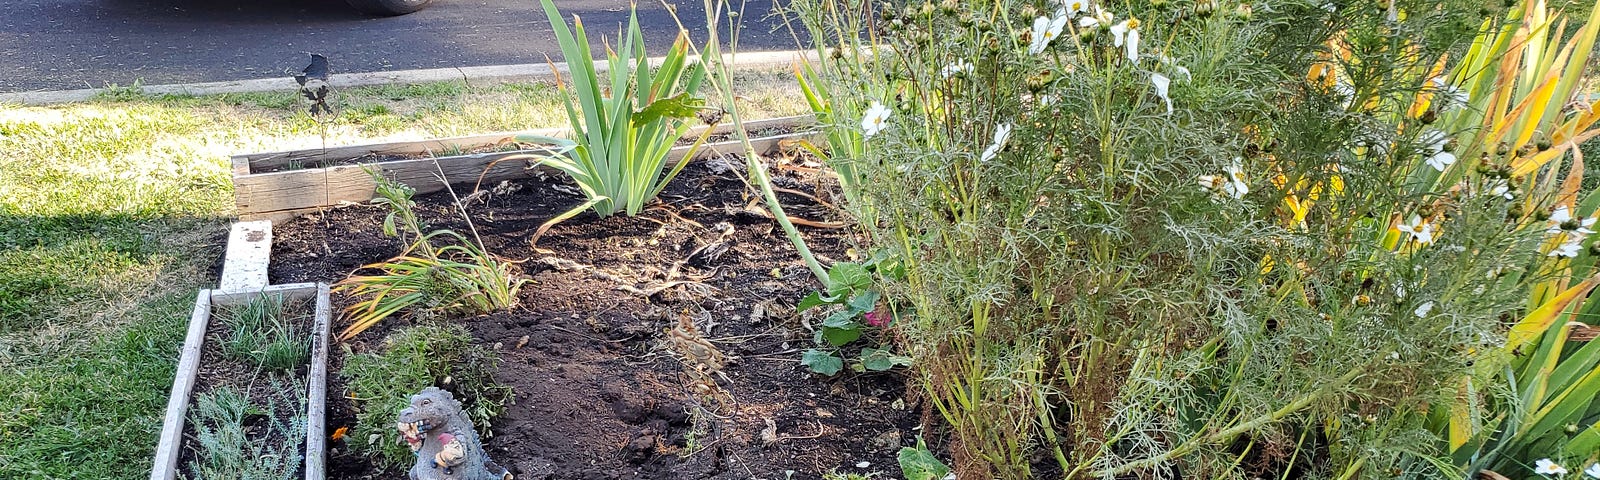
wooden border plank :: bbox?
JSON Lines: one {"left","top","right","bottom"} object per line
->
{"left": 149, "top": 289, "right": 212, "bottom": 480}
{"left": 238, "top": 114, "right": 814, "bottom": 172}
{"left": 218, "top": 220, "right": 273, "bottom": 294}
{"left": 304, "top": 283, "right": 332, "bottom": 480}
{"left": 234, "top": 169, "right": 330, "bottom": 214}
{"left": 237, "top": 130, "right": 821, "bottom": 221}
{"left": 210, "top": 282, "right": 321, "bottom": 307}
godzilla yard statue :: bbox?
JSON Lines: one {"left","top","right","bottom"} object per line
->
{"left": 397, "top": 387, "right": 511, "bottom": 480}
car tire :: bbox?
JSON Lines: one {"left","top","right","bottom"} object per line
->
{"left": 345, "top": 0, "right": 434, "bottom": 16}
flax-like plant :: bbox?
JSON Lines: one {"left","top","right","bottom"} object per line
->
{"left": 533, "top": 0, "right": 712, "bottom": 238}
{"left": 1387, "top": 1, "right": 1600, "bottom": 476}
{"left": 334, "top": 174, "right": 525, "bottom": 340}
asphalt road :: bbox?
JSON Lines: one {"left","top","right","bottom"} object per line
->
{"left": 0, "top": 0, "right": 799, "bottom": 93}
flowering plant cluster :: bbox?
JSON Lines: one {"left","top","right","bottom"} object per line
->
{"left": 789, "top": 0, "right": 1600, "bottom": 477}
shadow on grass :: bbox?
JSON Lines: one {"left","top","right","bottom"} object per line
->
{"left": 0, "top": 212, "right": 225, "bottom": 479}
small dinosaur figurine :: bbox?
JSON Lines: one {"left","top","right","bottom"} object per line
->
{"left": 396, "top": 387, "right": 511, "bottom": 480}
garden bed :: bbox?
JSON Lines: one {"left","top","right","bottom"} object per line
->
{"left": 231, "top": 115, "right": 815, "bottom": 221}
{"left": 268, "top": 155, "right": 918, "bottom": 479}
{"left": 151, "top": 285, "right": 332, "bottom": 480}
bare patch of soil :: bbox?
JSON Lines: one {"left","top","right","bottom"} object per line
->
{"left": 269, "top": 156, "right": 918, "bottom": 479}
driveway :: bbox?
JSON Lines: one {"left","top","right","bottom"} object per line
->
{"left": 0, "top": 0, "right": 797, "bottom": 93}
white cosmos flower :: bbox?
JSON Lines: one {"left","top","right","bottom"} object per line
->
{"left": 1584, "top": 463, "right": 1600, "bottom": 479}
{"left": 1431, "top": 77, "right": 1470, "bottom": 111}
{"left": 941, "top": 60, "right": 975, "bottom": 78}
{"left": 1079, "top": 6, "right": 1113, "bottom": 28}
{"left": 1151, "top": 72, "right": 1173, "bottom": 115}
{"left": 1536, "top": 458, "right": 1569, "bottom": 476}
{"left": 1420, "top": 129, "right": 1456, "bottom": 172}
{"left": 1110, "top": 18, "right": 1142, "bottom": 63}
{"left": 1398, "top": 215, "right": 1436, "bottom": 245}
{"left": 1029, "top": 14, "right": 1069, "bottom": 55}
{"left": 980, "top": 123, "right": 1013, "bottom": 163}
{"left": 860, "top": 101, "right": 892, "bottom": 138}
{"left": 1488, "top": 179, "right": 1514, "bottom": 200}
{"left": 1548, "top": 206, "right": 1598, "bottom": 236}
{"left": 1551, "top": 236, "right": 1585, "bottom": 258}
{"left": 1159, "top": 54, "right": 1192, "bottom": 80}
{"left": 1197, "top": 159, "right": 1247, "bottom": 199}
{"left": 1060, "top": 0, "right": 1087, "bottom": 17}
{"left": 1222, "top": 159, "right": 1248, "bottom": 198}
{"left": 1414, "top": 301, "right": 1434, "bottom": 318}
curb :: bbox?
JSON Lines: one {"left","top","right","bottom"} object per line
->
{"left": 0, "top": 50, "right": 818, "bottom": 106}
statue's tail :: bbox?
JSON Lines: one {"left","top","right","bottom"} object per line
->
{"left": 484, "top": 457, "right": 512, "bottom": 480}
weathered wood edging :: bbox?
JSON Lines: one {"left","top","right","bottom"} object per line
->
{"left": 232, "top": 114, "right": 819, "bottom": 221}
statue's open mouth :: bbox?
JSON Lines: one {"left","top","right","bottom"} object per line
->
{"left": 397, "top": 419, "right": 429, "bottom": 451}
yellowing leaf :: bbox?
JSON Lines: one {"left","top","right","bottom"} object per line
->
{"left": 1506, "top": 275, "right": 1600, "bottom": 353}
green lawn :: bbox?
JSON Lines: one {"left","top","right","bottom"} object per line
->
{"left": 0, "top": 70, "right": 804, "bottom": 479}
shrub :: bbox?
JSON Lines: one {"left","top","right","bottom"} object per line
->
{"left": 790, "top": 0, "right": 1600, "bottom": 477}
{"left": 339, "top": 323, "right": 511, "bottom": 468}
{"left": 185, "top": 380, "right": 306, "bottom": 480}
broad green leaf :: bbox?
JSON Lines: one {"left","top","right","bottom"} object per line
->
{"left": 797, "top": 291, "right": 839, "bottom": 312}
{"left": 823, "top": 310, "right": 860, "bottom": 329}
{"left": 898, "top": 437, "right": 951, "bottom": 480}
{"left": 821, "top": 326, "right": 862, "bottom": 347}
{"left": 861, "top": 347, "right": 913, "bottom": 371}
{"left": 847, "top": 290, "right": 881, "bottom": 315}
{"left": 828, "top": 263, "right": 872, "bottom": 296}
{"left": 801, "top": 349, "right": 844, "bottom": 376}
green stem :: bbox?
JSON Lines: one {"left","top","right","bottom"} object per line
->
{"left": 696, "top": 0, "right": 829, "bottom": 285}
{"left": 1096, "top": 364, "right": 1366, "bottom": 477}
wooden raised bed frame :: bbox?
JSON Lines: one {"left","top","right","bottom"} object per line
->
{"left": 149, "top": 283, "right": 333, "bottom": 480}
{"left": 232, "top": 115, "right": 818, "bottom": 222}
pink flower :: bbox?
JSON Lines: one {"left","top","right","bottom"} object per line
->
{"left": 864, "top": 311, "right": 889, "bottom": 327}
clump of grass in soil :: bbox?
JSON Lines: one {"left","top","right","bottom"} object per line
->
{"left": 185, "top": 379, "right": 306, "bottom": 480}
{"left": 0, "top": 70, "right": 802, "bottom": 478}
{"left": 217, "top": 294, "right": 310, "bottom": 373}
{"left": 340, "top": 323, "right": 511, "bottom": 469}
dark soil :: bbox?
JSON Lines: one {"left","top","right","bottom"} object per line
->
{"left": 180, "top": 297, "right": 315, "bottom": 478}
{"left": 253, "top": 143, "right": 530, "bottom": 174}
{"left": 269, "top": 156, "right": 919, "bottom": 480}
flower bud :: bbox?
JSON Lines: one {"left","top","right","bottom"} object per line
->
{"left": 1232, "top": 3, "right": 1253, "bottom": 20}
{"left": 1020, "top": 4, "right": 1038, "bottom": 19}
{"left": 1419, "top": 109, "right": 1437, "bottom": 125}
{"left": 1195, "top": 0, "right": 1219, "bottom": 17}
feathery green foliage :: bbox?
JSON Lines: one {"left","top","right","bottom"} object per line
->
{"left": 787, "top": 0, "right": 1600, "bottom": 477}
{"left": 184, "top": 380, "right": 306, "bottom": 480}
{"left": 339, "top": 323, "right": 510, "bottom": 468}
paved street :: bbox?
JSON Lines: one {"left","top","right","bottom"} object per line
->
{"left": 0, "top": 0, "right": 795, "bottom": 93}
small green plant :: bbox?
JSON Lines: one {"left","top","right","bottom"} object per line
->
{"left": 797, "top": 253, "right": 910, "bottom": 376}
{"left": 217, "top": 294, "right": 309, "bottom": 373}
{"left": 340, "top": 323, "right": 511, "bottom": 468}
{"left": 533, "top": 0, "right": 712, "bottom": 230}
{"left": 185, "top": 380, "right": 306, "bottom": 480}
{"left": 335, "top": 173, "right": 525, "bottom": 340}
{"left": 897, "top": 437, "right": 952, "bottom": 480}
